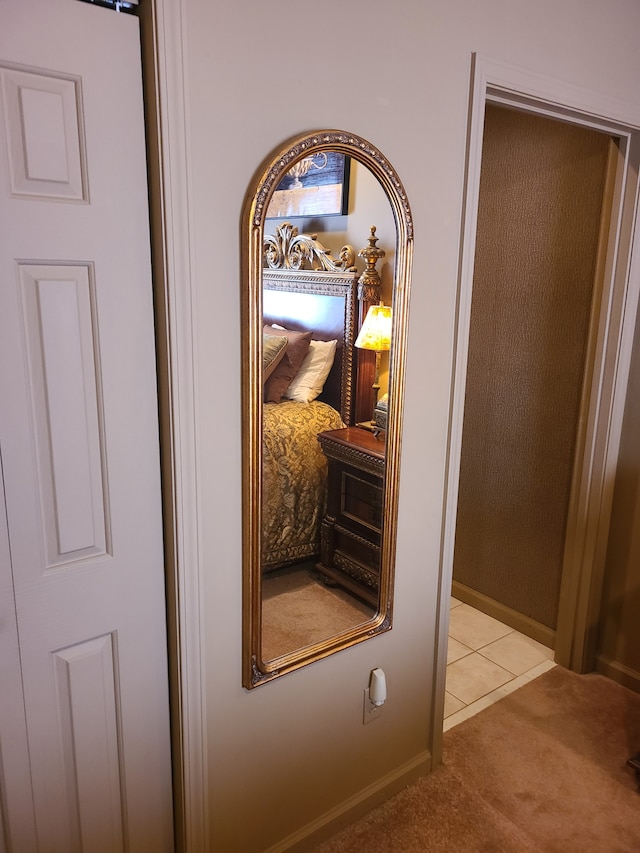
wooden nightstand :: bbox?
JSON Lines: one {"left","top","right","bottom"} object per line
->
{"left": 316, "top": 426, "right": 386, "bottom": 606}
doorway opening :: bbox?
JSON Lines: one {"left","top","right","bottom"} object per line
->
{"left": 452, "top": 104, "right": 614, "bottom": 653}
{"left": 437, "top": 61, "right": 640, "bottom": 746}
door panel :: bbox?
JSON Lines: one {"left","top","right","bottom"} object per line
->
{"left": 18, "top": 263, "right": 108, "bottom": 566}
{"left": 0, "top": 1, "right": 173, "bottom": 849}
{"left": 1, "top": 66, "right": 87, "bottom": 201}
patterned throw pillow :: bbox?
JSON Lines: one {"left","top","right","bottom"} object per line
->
{"left": 263, "top": 334, "right": 289, "bottom": 382}
{"left": 263, "top": 326, "right": 312, "bottom": 402}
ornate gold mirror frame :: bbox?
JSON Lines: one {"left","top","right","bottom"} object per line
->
{"left": 242, "top": 130, "right": 413, "bottom": 687}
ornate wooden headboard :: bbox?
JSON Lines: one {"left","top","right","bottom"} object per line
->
{"left": 263, "top": 223, "right": 359, "bottom": 424}
{"left": 262, "top": 222, "right": 383, "bottom": 425}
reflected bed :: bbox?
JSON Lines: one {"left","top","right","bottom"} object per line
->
{"left": 262, "top": 400, "right": 343, "bottom": 570}
{"left": 261, "top": 225, "right": 360, "bottom": 572}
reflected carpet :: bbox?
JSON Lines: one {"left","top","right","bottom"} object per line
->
{"left": 262, "top": 563, "right": 374, "bottom": 661}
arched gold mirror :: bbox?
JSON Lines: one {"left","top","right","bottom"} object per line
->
{"left": 242, "top": 131, "right": 413, "bottom": 687}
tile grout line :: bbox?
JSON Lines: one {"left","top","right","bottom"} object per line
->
{"left": 444, "top": 660, "right": 556, "bottom": 731}
{"left": 445, "top": 600, "right": 555, "bottom": 726}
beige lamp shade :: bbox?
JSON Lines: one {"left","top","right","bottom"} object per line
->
{"left": 355, "top": 303, "right": 392, "bottom": 352}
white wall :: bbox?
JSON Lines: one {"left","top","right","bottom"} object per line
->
{"left": 178, "top": 0, "right": 640, "bottom": 848}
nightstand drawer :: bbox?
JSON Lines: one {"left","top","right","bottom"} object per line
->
{"left": 316, "top": 426, "right": 386, "bottom": 605}
{"left": 340, "top": 469, "right": 383, "bottom": 533}
{"left": 334, "top": 525, "right": 380, "bottom": 573}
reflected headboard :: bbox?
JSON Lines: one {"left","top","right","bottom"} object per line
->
{"left": 262, "top": 224, "right": 361, "bottom": 425}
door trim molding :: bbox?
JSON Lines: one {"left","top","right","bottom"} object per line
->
{"left": 432, "top": 53, "right": 640, "bottom": 765}
{"left": 142, "top": 2, "right": 208, "bottom": 849}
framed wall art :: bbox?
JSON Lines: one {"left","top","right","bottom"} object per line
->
{"left": 266, "top": 151, "right": 350, "bottom": 219}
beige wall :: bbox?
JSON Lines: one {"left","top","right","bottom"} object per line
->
{"left": 178, "top": 0, "right": 640, "bottom": 848}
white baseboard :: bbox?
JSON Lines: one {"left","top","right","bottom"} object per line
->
{"left": 265, "top": 750, "right": 432, "bottom": 853}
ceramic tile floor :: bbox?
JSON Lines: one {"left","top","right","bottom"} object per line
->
{"left": 444, "top": 597, "right": 556, "bottom": 731}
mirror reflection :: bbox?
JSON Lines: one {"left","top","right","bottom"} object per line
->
{"left": 261, "top": 224, "right": 390, "bottom": 662}
{"left": 242, "top": 131, "right": 413, "bottom": 687}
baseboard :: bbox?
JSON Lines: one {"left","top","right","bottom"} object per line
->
{"left": 596, "top": 654, "right": 640, "bottom": 694}
{"left": 265, "top": 750, "right": 431, "bottom": 853}
{"left": 451, "top": 581, "right": 556, "bottom": 650}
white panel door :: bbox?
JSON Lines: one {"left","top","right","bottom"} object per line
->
{"left": 0, "top": 1, "right": 173, "bottom": 850}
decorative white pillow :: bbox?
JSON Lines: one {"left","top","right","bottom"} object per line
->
{"left": 283, "top": 339, "right": 338, "bottom": 404}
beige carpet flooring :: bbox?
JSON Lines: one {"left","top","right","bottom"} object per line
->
{"left": 314, "top": 666, "right": 640, "bottom": 852}
{"left": 262, "top": 564, "right": 374, "bottom": 661}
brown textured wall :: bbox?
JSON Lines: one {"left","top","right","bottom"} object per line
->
{"left": 453, "top": 105, "right": 610, "bottom": 630}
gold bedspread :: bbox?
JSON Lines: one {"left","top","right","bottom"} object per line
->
{"left": 262, "top": 400, "right": 344, "bottom": 571}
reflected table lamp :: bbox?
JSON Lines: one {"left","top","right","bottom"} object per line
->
{"left": 355, "top": 302, "right": 392, "bottom": 426}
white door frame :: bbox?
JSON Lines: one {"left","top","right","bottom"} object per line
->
{"left": 432, "top": 53, "right": 640, "bottom": 764}
{"left": 142, "top": 1, "right": 208, "bottom": 849}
